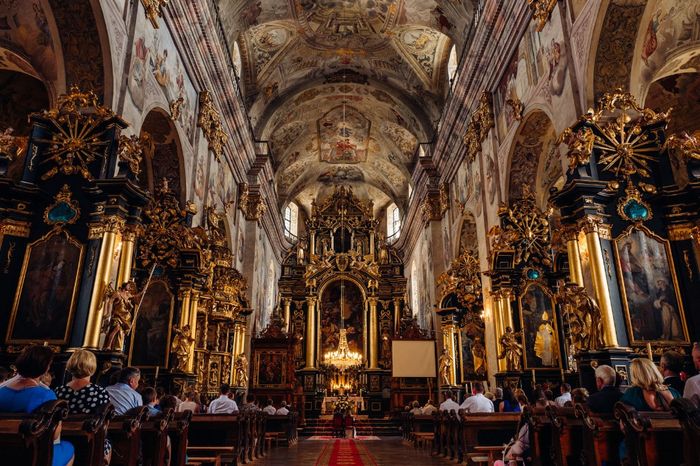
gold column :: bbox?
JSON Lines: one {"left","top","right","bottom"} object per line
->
{"left": 116, "top": 226, "right": 137, "bottom": 286}
{"left": 368, "top": 297, "right": 379, "bottom": 369}
{"left": 178, "top": 288, "right": 192, "bottom": 334}
{"left": 283, "top": 298, "right": 292, "bottom": 334}
{"left": 564, "top": 228, "right": 585, "bottom": 287}
{"left": 583, "top": 220, "right": 619, "bottom": 347}
{"left": 442, "top": 321, "right": 457, "bottom": 385}
{"left": 305, "top": 296, "right": 317, "bottom": 369}
{"left": 83, "top": 217, "right": 124, "bottom": 349}
{"left": 492, "top": 288, "right": 514, "bottom": 372}
{"left": 310, "top": 231, "right": 316, "bottom": 255}
{"left": 369, "top": 231, "right": 375, "bottom": 258}
{"left": 233, "top": 320, "right": 246, "bottom": 357}
{"left": 393, "top": 297, "right": 401, "bottom": 334}
{"left": 186, "top": 290, "right": 200, "bottom": 372}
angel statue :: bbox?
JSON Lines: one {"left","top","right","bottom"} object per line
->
{"left": 556, "top": 283, "right": 605, "bottom": 352}
{"left": 233, "top": 353, "right": 249, "bottom": 388}
{"left": 171, "top": 325, "right": 195, "bottom": 372}
{"left": 102, "top": 280, "right": 142, "bottom": 352}
{"left": 498, "top": 327, "right": 523, "bottom": 371}
{"left": 438, "top": 348, "right": 453, "bottom": 386}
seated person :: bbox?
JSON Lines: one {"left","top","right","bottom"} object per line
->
{"left": 587, "top": 365, "right": 621, "bottom": 413}
{"left": 262, "top": 399, "right": 276, "bottom": 415}
{"left": 409, "top": 400, "right": 423, "bottom": 415}
{"left": 54, "top": 349, "right": 111, "bottom": 464}
{"left": 142, "top": 387, "right": 160, "bottom": 416}
{"left": 621, "top": 358, "right": 680, "bottom": 411}
{"left": 570, "top": 388, "right": 589, "bottom": 405}
{"left": 177, "top": 391, "right": 200, "bottom": 413}
{"left": 207, "top": 384, "right": 238, "bottom": 414}
{"left": 0, "top": 345, "right": 74, "bottom": 466}
{"left": 240, "top": 393, "right": 259, "bottom": 413}
{"left": 499, "top": 388, "right": 521, "bottom": 413}
{"left": 495, "top": 416, "right": 529, "bottom": 466}
{"left": 106, "top": 367, "right": 143, "bottom": 415}
{"left": 421, "top": 399, "right": 437, "bottom": 415}
{"left": 275, "top": 401, "right": 289, "bottom": 415}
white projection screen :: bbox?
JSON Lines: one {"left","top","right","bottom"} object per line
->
{"left": 392, "top": 340, "right": 436, "bottom": 377}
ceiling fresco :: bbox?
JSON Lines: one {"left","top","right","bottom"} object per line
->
{"left": 217, "top": 0, "right": 476, "bottom": 212}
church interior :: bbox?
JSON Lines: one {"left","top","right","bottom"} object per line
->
{"left": 1, "top": 0, "right": 700, "bottom": 465}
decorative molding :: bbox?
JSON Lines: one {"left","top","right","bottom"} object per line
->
{"left": 528, "top": 0, "right": 557, "bottom": 32}
{"left": 197, "top": 90, "right": 228, "bottom": 163}
{"left": 142, "top": 0, "right": 168, "bottom": 28}
{"left": 462, "top": 92, "right": 494, "bottom": 162}
{"left": 237, "top": 182, "right": 266, "bottom": 221}
{"left": 0, "top": 219, "right": 30, "bottom": 238}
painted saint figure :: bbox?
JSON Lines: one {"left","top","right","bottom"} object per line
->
{"left": 534, "top": 311, "right": 558, "bottom": 366}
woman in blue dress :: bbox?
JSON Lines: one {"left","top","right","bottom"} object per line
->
{"left": 0, "top": 345, "right": 74, "bottom": 466}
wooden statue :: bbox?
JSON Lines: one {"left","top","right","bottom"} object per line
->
{"left": 102, "top": 280, "right": 141, "bottom": 352}
{"left": 170, "top": 325, "right": 195, "bottom": 372}
{"left": 498, "top": 327, "right": 523, "bottom": 371}
{"left": 233, "top": 353, "right": 249, "bottom": 388}
{"left": 438, "top": 348, "right": 453, "bottom": 386}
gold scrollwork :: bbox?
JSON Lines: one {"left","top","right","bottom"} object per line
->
{"left": 43, "top": 185, "right": 81, "bottom": 227}
{"left": 528, "top": 0, "right": 557, "bottom": 32}
{"left": 437, "top": 249, "right": 482, "bottom": 312}
{"left": 117, "top": 134, "right": 145, "bottom": 177}
{"left": 666, "top": 132, "right": 700, "bottom": 161}
{"left": 197, "top": 90, "right": 228, "bottom": 163}
{"left": 0, "top": 128, "right": 27, "bottom": 162}
{"left": 142, "top": 0, "right": 168, "bottom": 28}
{"left": 462, "top": 92, "right": 494, "bottom": 162}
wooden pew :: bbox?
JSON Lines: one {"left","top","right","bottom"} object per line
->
{"left": 0, "top": 399, "right": 68, "bottom": 466}
{"left": 459, "top": 412, "right": 520, "bottom": 462}
{"left": 168, "top": 410, "right": 192, "bottom": 466}
{"left": 108, "top": 406, "right": 149, "bottom": 466}
{"left": 61, "top": 403, "right": 115, "bottom": 466}
{"left": 187, "top": 413, "right": 242, "bottom": 465}
{"left": 264, "top": 413, "right": 298, "bottom": 447}
{"left": 614, "top": 402, "right": 684, "bottom": 466}
{"left": 546, "top": 405, "right": 584, "bottom": 466}
{"left": 141, "top": 408, "right": 174, "bottom": 466}
{"left": 253, "top": 411, "right": 267, "bottom": 459}
{"left": 574, "top": 403, "right": 622, "bottom": 466}
{"left": 671, "top": 395, "right": 700, "bottom": 466}
{"left": 408, "top": 414, "right": 435, "bottom": 450}
{"left": 522, "top": 405, "right": 555, "bottom": 466}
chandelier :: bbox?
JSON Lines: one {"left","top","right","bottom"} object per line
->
{"left": 322, "top": 205, "right": 363, "bottom": 371}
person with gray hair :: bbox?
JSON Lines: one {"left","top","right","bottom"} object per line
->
{"left": 106, "top": 367, "right": 143, "bottom": 415}
{"left": 586, "top": 364, "right": 621, "bottom": 413}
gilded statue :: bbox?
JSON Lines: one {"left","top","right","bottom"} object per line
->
{"left": 102, "top": 280, "right": 142, "bottom": 352}
{"left": 498, "top": 327, "right": 523, "bottom": 371}
{"left": 233, "top": 353, "right": 249, "bottom": 388}
{"left": 293, "top": 330, "right": 304, "bottom": 364}
{"left": 534, "top": 312, "right": 559, "bottom": 366}
{"left": 296, "top": 234, "right": 307, "bottom": 265}
{"left": 556, "top": 283, "right": 605, "bottom": 352}
{"left": 472, "top": 337, "right": 487, "bottom": 376}
{"left": 438, "top": 348, "right": 453, "bottom": 386}
{"left": 170, "top": 325, "right": 195, "bottom": 372}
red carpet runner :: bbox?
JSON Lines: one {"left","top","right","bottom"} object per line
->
{"left": 315, "top": 439, "right": 377, "bottom": 466}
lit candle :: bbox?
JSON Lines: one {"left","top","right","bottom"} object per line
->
{"left": 646, "top": 342, "right": 653, "bottom": 361}
{"left": 154, "top": 366, "right": 160, "bottom": 385}
{"left": 531, "top": 369, "right": 536, "bottom": 385}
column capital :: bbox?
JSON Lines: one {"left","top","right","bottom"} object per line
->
{"left": 578, "top": 215, "right": 611, "bottom": 239}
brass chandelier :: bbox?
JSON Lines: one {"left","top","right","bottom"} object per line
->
{"left": 322, "top": 204, "right": 363, "bottom": 371}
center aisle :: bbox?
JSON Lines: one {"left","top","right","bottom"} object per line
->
{"left": 257, "top": 437, "right": 463, "bottom": 466}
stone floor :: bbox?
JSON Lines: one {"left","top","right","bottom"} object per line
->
{"left": 256, "top": 437, "right": 464, "bottom": 465}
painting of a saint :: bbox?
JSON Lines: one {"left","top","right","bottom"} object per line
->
{"left": 519, "top": 284, "right": 560, "bottom": 369}
{"left": 255, "top": 351, "right": 286, "bottom": 387}
{"left": 129, "top": 280, "right": 173, "bottom": 367}
{"left": 320, "top": 280, "right": 364, "bottom": 354}
{"left": 9, "top": 231, "right": 84, "bottom": 343}
{"left": 615, "top": 227, "right": 687, "bottom": 343}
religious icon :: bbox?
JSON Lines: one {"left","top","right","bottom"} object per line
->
{"left": 254, "top": 350, "right": 286, "bottom": 387}
{"left": 8, "top": 231, "right": 84, "bottom": 344}
{"left": 129, "top": 280, "right": 174, "bottom": 367}
{"left": 519, "top": 284, "right": 560, "bottom": 369}
{"left": 534, "top": 311, "right": 558, "bottom": 366}
{"left": 614, "top": 227, "right": 688, "bottom": 344}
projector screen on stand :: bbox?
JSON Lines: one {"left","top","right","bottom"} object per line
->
{"left": 391, "top": 340, "right": 436, "bottom": 378}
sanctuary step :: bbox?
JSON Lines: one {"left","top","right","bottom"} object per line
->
{"left": 301, "top": 418, "right": 401, "bottom": 437}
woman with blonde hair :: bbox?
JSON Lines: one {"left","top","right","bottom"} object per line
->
{"left": 621, "top": 357, "right": 680, "bottom": 411}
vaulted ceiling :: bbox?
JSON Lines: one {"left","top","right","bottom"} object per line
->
{"left": 217, "top": 0, "right": 476, "bottom": 214}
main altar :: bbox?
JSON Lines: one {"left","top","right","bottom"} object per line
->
{"left": 321, "top": 396, "right": 366, "bottom": 414}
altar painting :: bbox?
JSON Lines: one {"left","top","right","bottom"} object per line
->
{"left": 320, "top": 280, "right": 364, "bottom": 354}
{"left": 519, "top": 283, "right": 560, "bottom": 369}
{"left": 129, "top": 280, "right": 174, "bottom": 367}
{"left": 254, "top": 350, "right": 287, "bottom": 387}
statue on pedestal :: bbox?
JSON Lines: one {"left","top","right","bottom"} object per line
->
{"left": 234, "top": 353, "right": 249, "bottom": 388}
{"left": 498, "top": 327, "right": 523, "bottom": 371}
{"left": 171, "top": 325, "right": 195, "bottom": 372}
{"left": 438, "top": 348, "right": 453, "bottom": 385}
{"left": 102, "top": 280, "right": 142, "bottom": 351}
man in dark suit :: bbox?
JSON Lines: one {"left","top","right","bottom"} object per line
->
{"left": 660, "top": 350, "right": 685, "bottom": 394}
{"left": 587, "top": 365, "right": 622, "bottom": 413}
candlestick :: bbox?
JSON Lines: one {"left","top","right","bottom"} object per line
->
{"left": 646, "top": 342, "right": 653, "bottom": 361}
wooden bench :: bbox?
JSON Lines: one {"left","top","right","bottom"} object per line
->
{"left": 459, "top": 412, "right": 520, "bottom": 463}
{"left": 61, "top": 403, "right": 115, "bottom": 466}
{"left": 264, "top": 412, "right": 298, "bottom": 447}
{"left": 141, "top": 408, "right": 174, "bottom": 466}
{"left": 545, "top": 405, "right": 584, "bottom": 466}
{"left": 188, "top": 413, "right": 243, "bottom": 465}
{"left": 614, "top": 401, "right": 684, "bottom": 466}
{"left": 108, "top": 406, "right": 149, "bottom": 466}
{"left": 522, "top": 405, "right": 555, "bottom": 466}
{"left": 671, "top": 395, "right": 700, "bottom": 466}
{"left": 0, "top": 399, "right": 68, "bottom": 466}
{"left": 169, "top": 410, "right": 193, "bottom": 466}
{"left": 408, "top": 414, "right": 435, "bottom": 450}
{"left": 574, "top": 403, "right": 622, "bottom": 466}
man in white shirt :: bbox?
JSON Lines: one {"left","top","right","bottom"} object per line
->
{"left": 409, "top": 401, "right": 423, "bottom": 415}
{"left": 460, "top": 382, "right": 494, "bottom": 413}
{"left": 422, "top": 399, "right": 437, "bottom": 415}
{"left": 262, "top": 399, "right": 277, "bottom": 415}
{"left": 555, "top": 383, "right": 572, "bottom": 407}
{"left": 439, "top": 392, "right": 460, "bottom": 413}
{"left": 683, "top": 343, "right": 700, "bottom": 399}
{"left": 208, "top": 384, "right": 239, "bottom": 414}
{"left": 275, "top": 401, "right": 290, "bottom": 415}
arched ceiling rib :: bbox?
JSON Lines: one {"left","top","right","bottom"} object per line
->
{"left": 217, "top": 0, "right": 476, "bottom": 212}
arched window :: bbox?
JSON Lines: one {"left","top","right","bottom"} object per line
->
{"left": 447, "top": 45, "right": 458, "bottom": 89}
{"left": 283, "top": 202, "right": 298, "bottom": 240}
{"left": 387, "top": 203, "right": 401, "bottom": 242}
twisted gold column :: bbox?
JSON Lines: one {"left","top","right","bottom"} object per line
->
{"left": 83, "top": 217, "right": 124, "bottom": 349}
{"left": 368, "top": 297, "right": 379, "bottom": 369}
{"left": 305, "top": 296, "right": 317, "bottom": 369}
{"left": 584, "top": 225, "right": 619, "bottom": 347}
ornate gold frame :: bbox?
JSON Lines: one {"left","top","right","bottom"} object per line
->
{"left": 7, "top": 229, "right": 85, "bottom": 344}
{"left": 253, "top": 349, "right": 287, "bottom": 388}
{"left": 317, "top": 274, "right": 368, "bottom": 361}
{"left": 127, "top": 279, "right": 175, "bottom": 368}
{"left": 613, "top": 225, "right": 689, "bottom": 346}
{"left": 518, "top": 282, "right": 562, "bottom": 370}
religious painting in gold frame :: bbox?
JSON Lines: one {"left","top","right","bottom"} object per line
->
{"left": 128, "top": 279, "right": 174, "bottom": 367}
{"left": 518, "top": 282, "right": 561, "bottom": 370}
{"left": 7, "top": 229, "right": 85, "bottom": 344}
{"left": 613, "top": 225, "right": 689, "bottom": 345}
{"left": 253, "top": 349, "right": 287, "bottom": 388}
